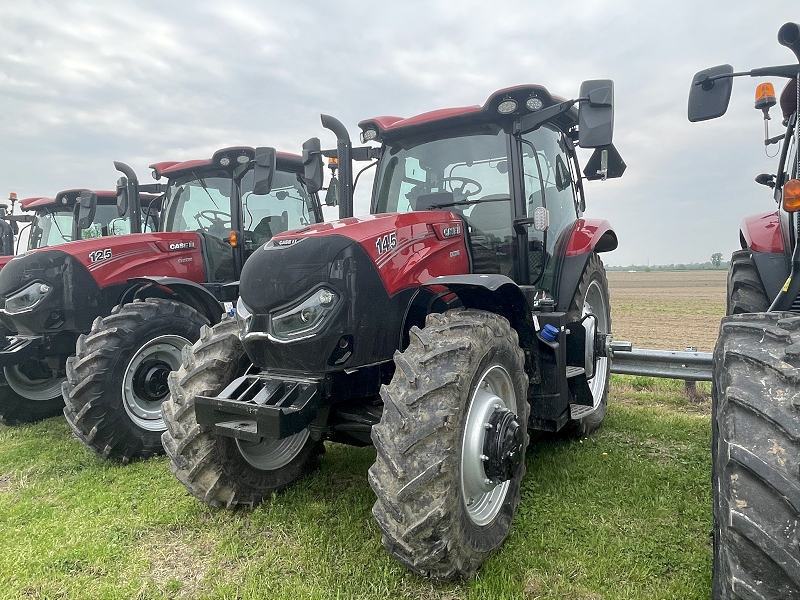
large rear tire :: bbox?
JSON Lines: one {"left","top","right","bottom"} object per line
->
{"left": 561, "top": 252, "right": 610, "bottom": 438}
{"left": 161, "top": 320, "right": 323, "bottom": 509}
{"left": 369, "top": 309, "right": 529, "bottom": 579}
{"left": 0, "top": 357, "right": 65, "bottom": 425}
{"left": 727, "top": 249, "right": 770, "bottom": 315}
{"left": 712, "top": 313, "right": 800, "bottom": 599}
{"left": 62, "top": 299, "right": 208, "bottom": 463}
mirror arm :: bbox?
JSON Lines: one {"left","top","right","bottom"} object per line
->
{"left": 517, "top": 100, "right": 577, "bottom": 135}
{"left": 695, "top": 64, "right": 800, "bottom": 89}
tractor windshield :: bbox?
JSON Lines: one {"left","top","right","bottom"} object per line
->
{"left": 28, "top": 210, "right": 73, "bottom": 250}
{"left": 373, "top": 129, "right": 514, "bottom": 276}
{"left": 163, "top": 172, "right": 233, "bottom": 238}
{"left": 239, "top": 169, "right": 319, "bottom": 251}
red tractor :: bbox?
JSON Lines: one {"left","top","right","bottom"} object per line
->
{"left": 0, "top": 188, "right": 161, "bottom": 422}
{"left": 688, "top": 22, "right": 800, "bottom": 600}
{"left": 161, "top": 81, "right": 625, "bottom": 577}
{"left": 0, "top": 189, "right": 160, "bottom": 270}
{"left": 0, "top": 146, "right": 324, "bottom": 465}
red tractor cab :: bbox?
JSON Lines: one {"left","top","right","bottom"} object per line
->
{"left": 162, "top": 82, "right": 625, "bottom": 578}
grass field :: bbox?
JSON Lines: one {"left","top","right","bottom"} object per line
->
{"left": 0, "top": 270, "right": 725, "bottom": 599}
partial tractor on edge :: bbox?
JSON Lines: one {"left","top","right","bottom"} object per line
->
{"left": 689, "top": 21, "right": 800, "bottom": 600}
{"left": 161, "top": 80, "right": 626, "bottom": 578}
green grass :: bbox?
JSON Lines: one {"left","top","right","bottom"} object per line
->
{"left": 0, "top": 376, "right": 711, "bottom": 599}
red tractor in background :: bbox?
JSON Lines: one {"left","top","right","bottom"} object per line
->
{"left": 689, "top": 22, "right": 800, "bottom": 600}
{"left": 0, "top": 146, "right": 324, "bottom": 464}
{"left": 0, "top": 188, "right": 161, "bottom": 422}
{"left": 161, "top": 81, "right": 625, "bottom": 578}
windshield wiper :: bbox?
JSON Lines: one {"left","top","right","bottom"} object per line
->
{"left": 192, "top": 171, "right": 220, "bottom": 209}
{"left": 424, "top": 197, "right": 510, "bottom": 210}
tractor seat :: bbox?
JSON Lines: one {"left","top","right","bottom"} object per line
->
{"left": 465, "top": 197, "right": 511, "bottom": 238}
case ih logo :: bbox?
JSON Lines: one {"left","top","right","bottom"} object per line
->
{"left": 442, "top": 225, "right": 461, "bottom": 238}
{"left": 168, "top": 241, "right": 196, "bottom": 250}
{"left": 275, "top": 238, "right": 299, "bottom": 246}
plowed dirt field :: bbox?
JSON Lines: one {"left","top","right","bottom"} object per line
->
{"left": 607, "top": 269, "right": 726, "bottom": 353}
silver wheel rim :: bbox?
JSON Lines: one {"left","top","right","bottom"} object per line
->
{"left": 4, "top": 358, "right": 64, "bottom": 401}
{"left": 236, "top": 429, "right": 310, "bottom": 471}
{"left": 460, "top": 364, "right": 516, "bottom": 526}
{"left": 122, "top": 334, "right": 189, "bottom": 432}
{"left": 584, "top": 279, "right": 609, "bottom": 409}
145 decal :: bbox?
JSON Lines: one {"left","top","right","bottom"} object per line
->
{"left": 375, "top": 232, "right": 397, "bottom": 255}
{"left": 89, "top": 249, "right": 112, "bottom": 263}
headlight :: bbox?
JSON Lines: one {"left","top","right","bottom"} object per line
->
{"left": 4, "top": 282, "right": 53, "bottom": 314}
{"left": 270, "top": 287, "right": 339, "bottom": 341}
{"left": 235, "top": 297, "right": 253, "bottom": 339}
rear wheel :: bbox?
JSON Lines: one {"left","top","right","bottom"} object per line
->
{"left": 712, "top": 313, "right": 800, "bottom": 599}
{"left": 0, "top": 357, "right": 65, "bottom": 425}
{"left": 727, "top": 249, "right": 770, "bottom": 315}
{"left": 369, "top": 309, "right": 529, "bottom": 579}
{"left": 161, "top": 320, "right": 323, "bottom": 508}
{"left": 562, "top": 252, "right": 610, "bottom": 438}
{"left": 62, "top": 299, "right": 208, "bottom": 463}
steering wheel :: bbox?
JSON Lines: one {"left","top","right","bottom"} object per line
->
{"left": 441, "top": 176, "right": 482, "bottom": 199}
{"left": 195, "top": 210, "right": 232, "bottom": 228}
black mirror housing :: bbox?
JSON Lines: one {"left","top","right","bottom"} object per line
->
{"left": 688, "top": 65, "right": 734, "bottom": 122}
{"left": 253, "top": 147, "right": 277, "bottom": 195}
{"left": 116, "top": 176, "right": 129, "bottom": 218}
{"left": 578, "top": 80, "right": 614, "bottom": 148}
{"left": 325, "top": 177, "right": 339, "bottom": 206}
{"left": 77, "top": 191, "right": 98, "bottom": 230}
{"left": 302, "top": 138, "right": 324, "bottom": 195}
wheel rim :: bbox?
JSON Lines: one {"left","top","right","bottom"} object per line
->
{"left": 584, "top": 279, "right": 610, "bottom": 409}
{"left": 4, "top": 358, "right": 64, "bottom": 401}
{"left": 460, "top": 364, "right": 517, "bottom": 526}
{"left": 235, "top": 429, "right": 310, "bottom": 471}
{"left": 122, "top": 334, "right": 189, "bottom": 431}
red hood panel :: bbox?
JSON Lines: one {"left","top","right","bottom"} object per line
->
{"left": 273, "top": 212, "right": 470, "bottom": 296}
{"left": 18, "top": 232, "right": 206, "bottom": 288}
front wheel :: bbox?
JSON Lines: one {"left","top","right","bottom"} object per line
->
{"left": 369, "top": 309, "right": 529, "bottom": 579}
{"left": 161, "top": 319, "right": 323, "bottom": 509}
{"left": 712, "top": 313, "right": 800, "bottom": 599}
{"left": 0, "top": 357, "right": 65, "bottom": 425}
{"left": 62, "top": 298, "right": 209, "bottom": 463}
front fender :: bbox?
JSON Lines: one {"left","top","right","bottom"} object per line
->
{"left": 121, "top": 276, "right": 226, "bottom": 325}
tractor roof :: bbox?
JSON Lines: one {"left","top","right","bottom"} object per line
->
{"left": 358, "top": 84, "right": 578, "bottom": 141}
{"left": 21, "top": 190, "right": 160, "bottom": 211}
{"left": 150, "top": 146, "right": 303, "bottom": 179}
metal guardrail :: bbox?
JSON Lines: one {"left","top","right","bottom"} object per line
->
{"left": 609, "top": 342, "right": 713, "bottom": 382}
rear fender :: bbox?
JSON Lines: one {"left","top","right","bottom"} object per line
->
{"left": 120, "top": 276, "right": 225, "bottom": 325}
{"left": 556, "top": 219, "right": 616, "bottom": 312}
{"left": 740, "top": 212, "right": 784, "bottom": 254}
{"left": 739, "top": 212, "right": 788, "bottom": 302}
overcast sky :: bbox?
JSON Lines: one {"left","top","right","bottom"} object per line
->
{"left": 1, "top": 0, "right": 797, "bottom": 265}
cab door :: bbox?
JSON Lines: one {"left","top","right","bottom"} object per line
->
{"left": 519, "top": 125, "right": 579, "bottom": 296}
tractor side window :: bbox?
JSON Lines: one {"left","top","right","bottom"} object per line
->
{"left": 522, "top": 126, "right": 578, "bottom": 291}
{"left": 27, "top": 211, "right": 73, "bottom": 250}
{"left": 239, "top": 169, "right": 318, "bottom": 252}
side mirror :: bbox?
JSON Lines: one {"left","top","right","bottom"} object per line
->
{"left": 578, "top": 80, "right": 614, "bottom": 148}
{"left": 253, "top": 147, "right": 277, "bottom": 195}
{"left": 116, "top": 177, "right": 129, "bottom": 217}
{"left": 301, "top": 137, "right": 324, "bottom": 194}
{"left": 77, "top": 191, "right": 98, "bottom": 230}
{"left": 688, "top": 64, "right": 734, "bottom": 122}
{"left": 325, "top": 176, "right": 339, "bottom": 206}
{"left": 583, "top": 144, "right": 626, "bottom": 180}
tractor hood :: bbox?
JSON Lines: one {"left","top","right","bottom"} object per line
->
{"left": 237, "top": 211, "right": 469, "bottom": 373}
